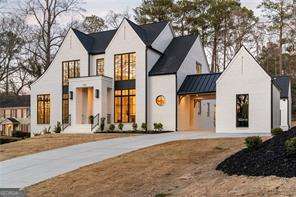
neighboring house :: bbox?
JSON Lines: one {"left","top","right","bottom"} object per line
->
{"left": 0, "top": 95, "right": 30, "bottom": 136}
{"left": 30, "top": 19, "right": 291, "bottom": 134}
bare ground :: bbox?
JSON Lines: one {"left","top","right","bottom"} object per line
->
{"left": 0, "top": 133, "right": 135, "bottom": 161}
{"left": 24, "top": 138, "right": 296, "bottom": 197}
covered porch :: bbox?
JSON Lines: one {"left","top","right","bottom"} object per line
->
{"left": 0, "top": 117, "right": 20, "bottom": 136}
{"left": 177, "top": 73, "right": 221, "bottom": 132}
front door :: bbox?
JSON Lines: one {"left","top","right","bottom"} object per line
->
{"left": 76, "top": 87, "right": 93, "bottom": 124}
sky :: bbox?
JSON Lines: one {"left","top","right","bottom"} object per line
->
{"left": 2, "top": 0, "right": 263, "bottom": 19}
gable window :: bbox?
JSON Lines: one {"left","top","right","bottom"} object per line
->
{"left": 114, "top": 89, "right": 136, "bottom": 123}
{"left": 62, "top": 60, "right": 80, "bottom": 86}
{"left": 96, "top": 58, "right": 104, "bottom": 76}
{"left": 115, "top": 53, "right": 136, "bottom": 81}
{"left": 236, "top": 94, "right": 249, "bottom": 127}
{"left": 37, "top": 94, "right": 50, "bottom": 124}
{"left": 196, "top": 62, "right": 202, "bottom": 74}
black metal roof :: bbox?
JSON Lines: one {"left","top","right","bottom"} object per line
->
{"left": 0, "top": 95, "right": 30, "bottom": 108}
{"left": 73, "top": 20, "right": 168, "bottom": 55}
{"left": 0, "top": 117, "right": 20, "bottom": 124}
{"left": 274, "top": 76, "right": 290, "bottom": 98}
{"left": 149, "top": 34, "right": 198, "bottom": 76}
{"left": 178, "top": 73, "right": 221, "bottom": 95}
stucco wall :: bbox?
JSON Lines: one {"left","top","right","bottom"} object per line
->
{"left": 151, "top": 23, "right": 174, "bottom": 53}
{"left": 148, "top": 75, "right": 176, "bottom": 131}
{"left": 30, "top": 29, "right": 89, "bottom": 134}
{"left": 176, "top": 37, "right": 209, "bottom": 90}
{"left": 216, "top": 47, "right": 273, "bottom": 133}
{"left": 272, "top": 84, "right": 281, "bottom": 129}
{"left": 280, "top": 99, "right": 289, "bottom": 130}
{"left": 105, "top": 19, "right": 146, "bottom": 129}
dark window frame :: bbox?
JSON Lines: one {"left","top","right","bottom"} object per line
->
{"left": 96, "top": 58, "right": 104, "bottom": 76}
{"left": 62, "top": 60, "right": 80, "bottom": 86}
{"left": 62, "top": 93, "right": 69, "bottom": 124}
{"left": 37, "top": 94, "right": 50, "bottom": 124}
{"left": 236, "top": 94, "right": 249, "bottom": 128}
{"left": 114, "top": 89, "right": 136, "bottom": 123}
{"left": 114, "top": 52, "right": 136, "bottom": 81}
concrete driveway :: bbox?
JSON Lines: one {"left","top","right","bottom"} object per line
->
{"left": 0, "top": 132, "right": 269, "bottom": 188}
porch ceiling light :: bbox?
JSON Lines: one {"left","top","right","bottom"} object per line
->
{"left": 156, "top": 95, "right": 166, "bottom": 106}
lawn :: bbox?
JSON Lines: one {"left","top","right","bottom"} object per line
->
{"left": 0, "top": 133, "right": 136, "bottom": 161}
{"left": 24, "top": 137, "right": 296, "bottom": 197}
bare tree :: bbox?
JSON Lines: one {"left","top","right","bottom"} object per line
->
{"left": 22, "top": 0, "right": 84, "bottom": 76}
{"left": 105, "top": 10, "right": 131, "bottom": 29}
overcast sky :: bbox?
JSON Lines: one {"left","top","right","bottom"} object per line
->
{"left": 2, "top": 0, "right": 262, "bottom": 19}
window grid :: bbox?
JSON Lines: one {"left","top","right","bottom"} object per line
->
{"left": 37, "top": 94, "right": 50, "bottom": 124}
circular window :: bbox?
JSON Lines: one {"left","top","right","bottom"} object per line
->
{"left": 156, "top": 95, "right": 166, "bottom": 106}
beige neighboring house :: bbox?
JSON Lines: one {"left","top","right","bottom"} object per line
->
{"left": 0, "top": 95, "right": 30, "bottom": 136}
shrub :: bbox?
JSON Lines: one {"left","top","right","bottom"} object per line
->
{"left": 109, "top": 124, "right": 115, "bottom": 132}
{"left": 271, "top": 127, "right": 283, "bottom": 136}
{"left": 54, "top": 122, "right": 61, "bottom": 133}
{"left": 100, "top": 117, "right": 106, "bottom": 132}
{"left": 141, "top": 123, "right": 147, "bottom": 131}
{"left": 12, "top": 131, "right": 30, "bottom": 138}
{"left": 118, "top": 123, "right": 124, "bottom": 131}
{"left": 285, "top": 137, "right": 296, "bottom": 155}
{"left": 245, "top": 136, "right": 262, "bottom": 151}
{"left": 132, "top": 122, "right": 137, "bottom": 131}
{"left": 154, "top": 123, "right": 163, "bottom": 132}
{"left": 88, "top": 115, "right": 94, "bottom": 124}
{"left": 42, "top": 126, "right": 51, "bottom": 134}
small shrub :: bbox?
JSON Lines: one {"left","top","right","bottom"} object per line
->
{"left": 54, "top": 122, "right": 61, "bottom": 133}
{"left": 109, "top": 124, "right": 115, "bottom": 132}
{"left": 132, "top": 122, "right": 137, "bottom": 131}
{"left": 141, "top": 123, "right": 147, "bottom": 131}
{"left": 118, "top": 123, "right": 124, "bottom": 131}
{"left": 88, "top": 115, "right": 94, "bottom": 124}
{"left": 12, "top": 131, "right": 30, "bottom": 138}
{"left": 100, "top": 117, "right": 106, "bottom": 132}
{"left": 154, "top": 123, "right": 163, "bottom": 132}
{"left": 245, "top": 136, "right": 262, "bottom": 151}
{"left": 42, "top": 126, "right": 51, "bottom": 134}
{"left": 271, "top": 127, "right": 283, "bottom": 136}
{"left": 285, "top": 137, "right": 296, "bottom": 155}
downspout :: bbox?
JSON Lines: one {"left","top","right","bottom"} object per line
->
{"left": 271, "top": 81, "right": 273, "bottom": 130}
{"left": 88, "top": 54, "right": 91, "bottom": 76}
{"left": 175, "top": 74, "right": 178, "bottom": 131}
{"left": 145, "top": 47, "right": 148, "bottom": 131}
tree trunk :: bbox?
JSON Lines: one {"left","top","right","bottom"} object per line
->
{"left": 211, "top": 31, "right": 218, "bottom": 72}
{"left": 278, "top": 0, "right": 283, "bottom": 75}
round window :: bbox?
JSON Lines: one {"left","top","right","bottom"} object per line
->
{"left": 156, "top": 95, "right": 166, "bottom": 106}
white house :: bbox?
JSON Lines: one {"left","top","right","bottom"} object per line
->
{"left": 30, "top": 19, "right": 291, "bottom": 134}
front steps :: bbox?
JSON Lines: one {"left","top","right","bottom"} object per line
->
{"left": 63, "top": 124, "right": 92, "bottom": 133}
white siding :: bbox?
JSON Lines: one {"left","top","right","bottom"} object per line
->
{"left": 30, "top": 29, "right": 89, "bottom": 134}
{"left": 280, "top": 98, "right": 289, "bottom": 130}
{"left": 148, "top": 75, "right": 176, "bottom": 131}
{"left": 272, "top": 84, "right": 281, "bottom": 129}
{"left": 176, "top": 37, "right": 209, "bottom": 90}
{"left": 151, "top": 23, "right": 174, "bottom": 53}
{"left": 216, "top": 47, "right": 272, "bottom": 133}
{"left": 105, "top": 19, "right": 146, "bottom": 129}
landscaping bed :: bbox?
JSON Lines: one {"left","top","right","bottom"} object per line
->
{"left": 94, "top": 130, "right": 173, "bottom": 134}
{"left": 216, "top": 128, "right": 296, "bottom": 178}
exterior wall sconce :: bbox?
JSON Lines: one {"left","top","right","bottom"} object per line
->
{"left": 70, "top": 91, "right": 73, "bottom": 100}
{"left": 95, "top": 89, "right": 99, "bottom": 98}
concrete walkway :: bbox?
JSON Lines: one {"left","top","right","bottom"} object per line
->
{"left": 0, "top": 132, "right": 269, "bottom": 188}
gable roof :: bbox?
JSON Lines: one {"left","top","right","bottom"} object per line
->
{"left": 73, "top": 20, "right": 168, "bottom": 55}
{"left": 149, "top": 34, "right": 198, "bottom": 76}
{"left": 274, "top": 76, "right": 290, "bottom": 98}
{"left": 126, "top": 19, "right": 168, "bottom": 46}
{"left": 178, "top": 73, "right": 221, "bottom": 95}
{"left": 0, "top": 117, "right": 20, "bottom": 125}
{"left": 0, "top": 95, "right": 30, "bottom": 108}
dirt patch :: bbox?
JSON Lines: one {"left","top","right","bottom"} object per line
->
{"left": 25, "top": 137, "right": 295, "bottom": 197}
{"left": 0, "top": 133, "right": 136, "bottom": 161}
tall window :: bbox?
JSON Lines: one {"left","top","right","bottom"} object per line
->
{"left": 115, "top": 53, "right": 136, "bottom": 81}
{"left": 96, "top": 58, "right": 104, "bottom": 76}
{"left": 114, "top": 89, "right": 136, "bottom": 123}
{"left": 62, "top": 60, "right": 80, "bottom": 86}
{"left": 236, "top": 94, "right": 249, "bottom": 127}
{"left": 62, "top": 93, "right": 69, "bottom": 123}
{"left": 37, "top": 94, "right": 50, "bottom": 124}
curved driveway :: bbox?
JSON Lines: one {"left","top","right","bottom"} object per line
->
{"left": 0, "top": 132, "right": 269, "bottom": 188}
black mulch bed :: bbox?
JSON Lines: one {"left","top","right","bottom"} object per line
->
{"left": 216, "top": 128, "right": 296, "bottom": 178}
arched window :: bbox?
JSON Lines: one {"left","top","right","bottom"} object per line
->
{"left": 156, "top": 95, "right": 166, "bottom": 106}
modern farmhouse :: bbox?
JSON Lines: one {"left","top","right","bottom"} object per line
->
{"left": 30, "top": 19, "right": 291, "bottom": 134}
